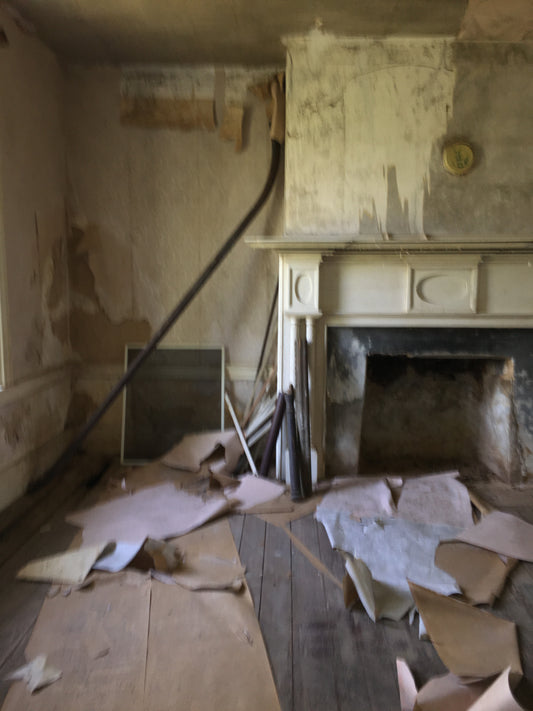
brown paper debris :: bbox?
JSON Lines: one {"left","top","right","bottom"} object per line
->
{"left": 225, "top": 474, "right": 285, "bottom": 513}
{"left": 316, "top": 478, "right": 395, "bottom": 520}
{"left": 455, "top": 511, "right": 533, "bottom": 562}
{"left": 345, "top": 556, "right": 413, "bottom": 622}
{"left": 415, "top": 673, "right": 489, "bottom": 710}
{"left": 120, "top": 96, "right": 216, "bottom": 131}
{"left": 143, "top": 539, "right": 183, "bottom": 572}
{"left": 161, "top": 430, "right": 241, "bottom": 473}
{"left": 67, "top": 483, "right": 233, "bottom": 545}
{"left": 409, "top": 582, "right": 522, "bottom": 679}
{"left": 172, "top": 555, "right": 245, "bottom": 592}
{"left": 396, "top": 658, "right": 418, "bottom": 711}
{"left": 342, "top": 572, "right": 359, "bottom": 609}
{"left": 219, "top": 104, "right": 244, "bottom": 152}
{"left": 468, "top": 667, "right": 527, "bottom": 711}
{"left": 435, "top": 540, "right": 516, "bottom": 605}
{"left": 397, "top": 472, "right": 473, "bottom": 529}
{"left": 17, "top": 542, "right": 115, "bottom": 585}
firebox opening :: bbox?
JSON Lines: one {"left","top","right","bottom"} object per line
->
{"left": 357, "top": 355, "right": 516, "bottom": 477}
{"left": 325, "top": 327, "right": 530, "bottom": 483}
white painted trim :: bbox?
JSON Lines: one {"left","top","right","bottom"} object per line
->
{"left": 248, "top": 237, "right": 533, "bottom": 253}
{"left": 325, "top": 315, "right": 533, "bottom": 329}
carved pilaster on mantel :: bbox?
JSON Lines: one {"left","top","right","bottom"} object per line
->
{"left": 282, "top": 253, "right": 322, "bottom": 318}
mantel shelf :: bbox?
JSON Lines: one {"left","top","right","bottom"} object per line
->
{"left": 246, "top": 237, "right": 533, "bottom": 255}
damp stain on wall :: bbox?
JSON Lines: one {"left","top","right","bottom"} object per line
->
{"left": 65, "top": 390, "right": 98, "bottom": 430}
{"left": 0, "top": 402, "right": 31, "bottom": 448}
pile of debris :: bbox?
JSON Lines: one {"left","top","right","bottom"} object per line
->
{"left": 315, "top": 471, "right": 533, "bottom": 711}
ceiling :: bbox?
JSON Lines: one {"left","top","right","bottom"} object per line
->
{"left": 4, "top": 0, "right": 472, "bottom": 65}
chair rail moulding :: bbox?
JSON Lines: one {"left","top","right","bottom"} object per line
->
{"left": 248, "top": 237, "right": 533, "bottom": 482}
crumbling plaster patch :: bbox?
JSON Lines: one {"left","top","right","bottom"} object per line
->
{"left": 68, "top": 226, "right": 151, "bottom": 364}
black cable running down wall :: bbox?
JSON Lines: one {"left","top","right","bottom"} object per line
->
{"left": 45, "top": 139, "right": 282, "bottom": 483}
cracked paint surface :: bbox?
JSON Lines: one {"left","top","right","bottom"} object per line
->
{"left": 285, "top": 34, "right": 456, "bottom": 237}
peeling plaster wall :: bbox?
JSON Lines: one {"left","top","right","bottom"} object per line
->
{"left": 0, "top": 12, "right": 72, "bottom": 511}
{"left": 460, "top": 0, "right": 533, "bottom": 41}
{"left": 285, "top": 33, "right": 533, "bottom": 239}
{"left": 65, "top": 66, "right": 283, "bottom": 454}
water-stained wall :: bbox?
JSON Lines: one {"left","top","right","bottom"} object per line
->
{"left": 285, "top": 33, "right": 533, "bottom": 239}
{"left": 0, "top": 11, "right": 72, "bottom": 511}
{"left": 65, "top": 66, "right": 283, "bottom": 453}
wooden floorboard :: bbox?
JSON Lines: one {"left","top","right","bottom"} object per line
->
{"left": 1, "top": 470, "right": 533, "bottom": 710}
{"left": 290, "top": 515, "right": 339, "bottom": 711}
{"left": 227, "top": 512, "right": 245, "bottom": 551}
{"left": 0, "top": 491, "right": 86, "bottom": 704}
{"left": 259, "top": 522, "right": 293, "bottom": 711}
{"left": 315, "top": 517, "right": 378, "bottom": 711}
{"left": 239, "top": 514, "right": 266, "bottom": 615}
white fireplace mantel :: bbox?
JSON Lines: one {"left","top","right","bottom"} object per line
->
{"left": 249, "top": 238, "right": 533, "bottom": 482}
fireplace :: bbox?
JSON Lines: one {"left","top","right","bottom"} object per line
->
{"left": 248, "top": 34, "right": 533, "bottom": 483}
{"left": 248, "top": 243, "right": 533, "bottom": 485}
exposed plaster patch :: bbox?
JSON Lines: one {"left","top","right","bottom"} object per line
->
{"left": 71, "top": 224, "right": 134, "bottom": 325}
{"left": 68, "top": 226, "right": 151, "bottom": 364}
{"left": 459, "top": 0, "right": 533, "bottom": 40}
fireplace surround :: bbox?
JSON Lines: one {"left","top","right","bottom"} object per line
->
{"left": 249, "top": 241, "right": 533, "bottom": 484}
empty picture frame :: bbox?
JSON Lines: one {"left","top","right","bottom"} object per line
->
{"left": 121, "top": 344, "right": 225, "bottom": 464}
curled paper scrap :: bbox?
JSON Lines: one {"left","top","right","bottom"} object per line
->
{"left": 396, "top": 660, "right": 528, "bottom": 711}
{"left": 409, "top": 582, "right": 522, "bottom": 680}
{"left": 4, "top": 655, "right": 62, "bottom": 693}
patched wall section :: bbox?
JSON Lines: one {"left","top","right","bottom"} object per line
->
{"left": 65, "top": 66, "right": 284, "bottom": 453}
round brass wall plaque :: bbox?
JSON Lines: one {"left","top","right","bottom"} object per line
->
{"left": 442, "top": 142, "right": 474, "bottom": 176}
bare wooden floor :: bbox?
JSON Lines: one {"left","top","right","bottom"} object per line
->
{"left": 1, "top": 470, "right": 533, "bottom": 710}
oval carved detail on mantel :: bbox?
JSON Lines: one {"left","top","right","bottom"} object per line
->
{"left": 416, "top": 274, "right": 469, "bottom": 306}
{"left": 294, "top": 273, "right": 314, "bottom": 305}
